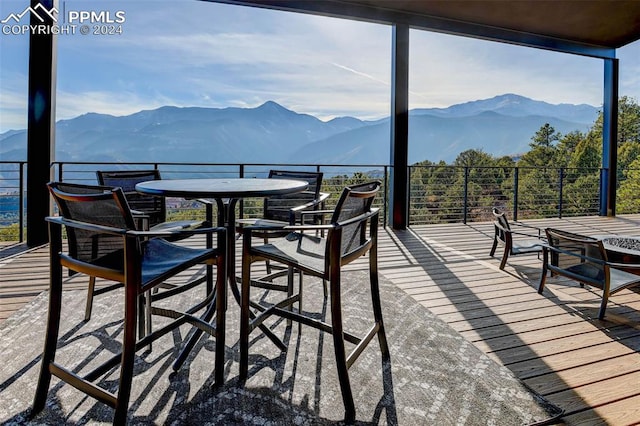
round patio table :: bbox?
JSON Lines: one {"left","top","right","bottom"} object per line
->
{"left": 135, "top": 178, "right": 309, "bottom": 382}
{"left": 136, "top": 178, "right": 308, "bottom": 275}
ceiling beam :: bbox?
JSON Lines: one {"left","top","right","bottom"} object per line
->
{"left": 209, "top": 0, "right": 616, "bottom": 59}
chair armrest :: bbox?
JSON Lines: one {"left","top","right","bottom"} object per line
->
{"left": 289, "top": 197, "right": 327, "bottom": 213}
{"left": 129, "top": 210, "right": 151, "bottom": 230}
{"left": 47, "top": 216, "right": 225, "bottom": 239}
{"left": 187, "top": 198, "right": 228, "bottom": 206}
{"left": 512, "top": 221, "right": 540, "bottom": 230}
{"left": 128, "top": 225, "right": 226, "bottom": 238}
{"left": 511, "top": 221, "right": 542, "bottom": 236}
{"left": 246, "top": 208, "right": 378, "bottom": 234}
{"left": 286, "top": 209, "right": 378, "bottom": 231}
{"left": 237, "top": 218, "right": 288, "bottom": 229}
{"left": 297, "top": 207, "right": 334, "bottom": 226}
{"left": 246, "top": 222, "right": 334, "bottom": 233}
{"left": 606, "top": 261, "right": 640, "bottom": 271}
{"left": 300, "top": 209, "right": 334, "bottom": 216}
{"left": 47, "top": 216, "right": 128, "bottom": 236}
{"left": 287, "top": 192, "right": 331, "bottom": 224}
{"left": 511, "top": 229, "right": 544, "bottom": 240}
{"left": 494, "top": 221, "right": 542, "bottom": 239}
{"left": 540, "top": 243, "right": 605, "bottom": 266}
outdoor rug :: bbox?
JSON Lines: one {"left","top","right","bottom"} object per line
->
{"left": 0, "top": 270, "right": 563, "bottom": 425}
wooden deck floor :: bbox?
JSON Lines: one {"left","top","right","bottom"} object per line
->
{"left": 2, "top": 215, "right": 640, "bottom": 425}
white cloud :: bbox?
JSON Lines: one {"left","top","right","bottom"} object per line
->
{"left": 409, "top": 30, "right": 604, "bottom": 108}
{"left": 55, "top": 89, "right": 175, "bottom": 119}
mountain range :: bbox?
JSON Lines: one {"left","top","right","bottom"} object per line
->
{"left": 0, "top": 94, "right": 600, "bottom": 166}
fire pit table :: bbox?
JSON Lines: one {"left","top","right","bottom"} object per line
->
{"left": 593, "top": 235, "right": 640, "bottom": 273}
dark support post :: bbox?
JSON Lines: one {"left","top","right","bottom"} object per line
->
{"left": 600, "top": 58, "right": 619, "bottom": 216}
{"left": 390, "top": 24, "right": 409, "bottom": 230}
{"left": 26, "top": 0, "right": 58, "bottom": 246}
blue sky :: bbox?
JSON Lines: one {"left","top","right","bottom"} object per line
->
{"left": 1, "top": 0, "right": 640, "bottom": 133}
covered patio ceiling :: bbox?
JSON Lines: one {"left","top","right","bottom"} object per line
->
{"left": 216, "top": 0, "right": 640, "bottom": 55}
{"left": 24, "top": 0, "right": 640, "bottom": 245}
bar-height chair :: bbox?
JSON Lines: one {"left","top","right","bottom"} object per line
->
{"left": 260, "top": 169, "right": 328, "bottom": 228}
{"left": 237, "top": 169, "right": 330, "bottom": 299}
{"left": 240, "top": 181, "right": 389, "bottom": 423}
{"left": 32, "top": 182, "right": 226, "bottom": 424}
{"left": 83, "top": 169, "right": 209, "bottom": 322}
{"left": 538, "top": 228, "right": 640, "bottom": 319}
{"left": 96, "top": 169, "right": 209, "bottom": 235}
{"left": 490, "top": 207, "right": 544, "bottom": 269}
{"left": 237, "top": 169, "right": 328, "bottom": 241}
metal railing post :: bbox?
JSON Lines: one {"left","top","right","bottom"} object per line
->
{"left": 463, "top": 166, "right": 469, "bottom": 224}
{"left": 406, "top": 165, "right": 410, "bottom": 226}
{"left": 19, "top": 162, "right": 25, "bottom": 242}
{"left": 513, "top": 167, "right": 519, "bottom": 221}
{"left": 558, "top": 168, "right": 565, "bottom": 219}
{"left": 238, "top": 164, "right": 245, "bottom": 218}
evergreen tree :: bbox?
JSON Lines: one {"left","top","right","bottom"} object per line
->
{"left": 618, "top": 157, "right": 640, "bottom": 213}
{"left": 519, "top": 123, "right": 560, "bottom": 167}
{"left": 556, "top": 130, "right": 585, "bottom": 167}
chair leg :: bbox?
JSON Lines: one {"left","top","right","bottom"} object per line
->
{"left": 85, "top": 276, "right": 96, "bottom": 321}
{"left": 598, "top": 290, "right": 610, "bottom": 320}
{"left": 368, "top": 263, "right": 390, "bottom": 359}
{"left": 214, "top": 255, "right": 226, "bottom": 387}
{"left": 489, "top": 237, "right": 498, "bottom": 257}
{"left": 499, "top": 246, "right": 509, "bottom": 270}
{"left": 537, "top": 249, "right": 549, "bottom": 294}
{"left": 142, "top": 290, "right": 152, "bottom": 351}
{"left": 285, "top": 266, "right": 296, "bottom": 325}
{"left": 32, "top": 241, "right": 64, "bottom": 417}
{"left": 329, "top": 273, "right": 356, "bottom": 424}
{"left": 298, "top": 270, "right": 304, "bottom": 312}
{"left": 239, "top": 235, "right": 252, "bottom": 383}
{"left": 264, "top": 236, "right": 271, "bottom": 274}
{"left": 112, "top": 283, "right": 139, "bottom": 425}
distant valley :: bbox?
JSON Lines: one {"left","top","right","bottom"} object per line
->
{"left": 0, "top": 93, "right": 599, "bottom": 166}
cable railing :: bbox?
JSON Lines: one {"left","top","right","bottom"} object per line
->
{"left": 0, "top": 160, "right": 632, "bottom": 242}
{"left": 408, "top": 165, "right": 601, "bottom": 225}
{"left": 0, "top": 161, "right": 26, "bottom": 243}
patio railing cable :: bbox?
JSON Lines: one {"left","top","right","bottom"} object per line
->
{"left": 0, "top": 161, "right": 634, "bottom": 243}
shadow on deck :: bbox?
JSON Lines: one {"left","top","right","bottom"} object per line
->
{"left": 1, "top": 214, "right": 640, "bottom": 424}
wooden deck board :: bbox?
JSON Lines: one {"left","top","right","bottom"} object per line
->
{"left": 2, "top": 214, "right": 640, "bottom": 424}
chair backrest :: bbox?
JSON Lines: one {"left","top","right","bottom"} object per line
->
{"left": 545, "top": 228, "right": 606, "bottom": 282}
{"left": 264, "top": 170, "right": 324, "bottom": 223}
{"left": 48, "top": 182, "right": 136, "bottom": 265}
{"left": 492, "top": 207, "right": 512, "bottom": 246}
{"left": 329, "top": 181, "right": 380, "bottom": 258}
{"left": 96, "top": 169, "right": 166, "bottom": 226}
{"left": 493, "top": 207, "right": 511, "bottom": 231}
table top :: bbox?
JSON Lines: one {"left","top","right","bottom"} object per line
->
{"left": 135, "top": 178, "right": 308, "bottom": 199}
{"left": 599, "top": 235, "right": 640, "bottom": 255}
